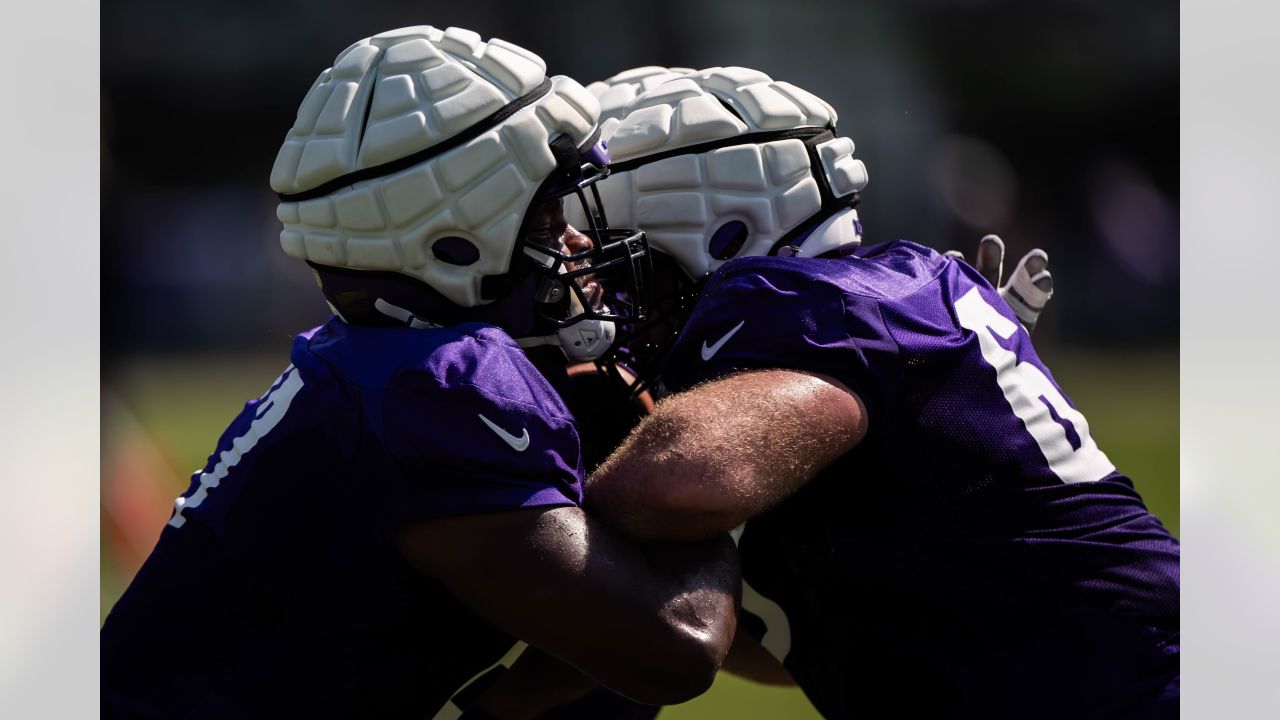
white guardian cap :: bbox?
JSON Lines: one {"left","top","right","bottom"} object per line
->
{"left": 574, "top": 66, "right": 869, "bottom": 281}
{"left": 573, "top": 66, "right": 868, "bottom": 390}
{"left": 271, "top": 27, "right": 649, "bottom": 359}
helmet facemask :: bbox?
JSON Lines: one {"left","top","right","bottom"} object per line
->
{"left": 514, "top": 137, "right": 653, "bottom": 361}
{"left": 592, "top": 250, "right": 702, "bottom": 402}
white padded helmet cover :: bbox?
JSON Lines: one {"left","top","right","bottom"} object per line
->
{"left": 599, "top": 66, "right": 839, "bottom": 160}
{"left": 572, "top": 67, "right": 868, "bottom": 280}
{"left": 271, "top": 26, "right": 600, "bottom": 308}
{"left": 586, "top": 65, "right": 695, "bottom": 132}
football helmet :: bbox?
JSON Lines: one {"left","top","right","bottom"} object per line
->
{"left": 271, "top": 26, "right": 649, "bottom": 360}
{"left": 568, "top": 66, "right": 868, "bottom": 388}
{"left": 587, "top": 65, "right": 696, "bottom": 126}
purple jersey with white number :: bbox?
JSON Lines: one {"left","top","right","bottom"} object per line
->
{"left": 102, "top": 319, "right": 584, "bottom": 718}
{"left": 663, "top": 240, "right": 1179, "bottom": 719}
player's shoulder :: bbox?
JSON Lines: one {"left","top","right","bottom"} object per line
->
{"left": 295, "top": 317, "right": 567, "bottom": 417}
{"left": 406, "top": 324, "right": 572, "bottom": 425}
{"left": 830, "top": 239, "right": 958, "bottom": 302}
{"left": 667, "top": 250, "right": 901, "bottom": 398}
{"left": 707, "top": 239, "right": 952, "bottom": 305}
{"left": 692, "top": 255, "right": 851, "bottom": 336}
{"left": 671, "top": 239, "right": 974, "bottom": 398}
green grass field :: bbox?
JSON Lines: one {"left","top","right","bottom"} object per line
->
{"left": 102, "top": 350, "right": 1177, "bottom": 718}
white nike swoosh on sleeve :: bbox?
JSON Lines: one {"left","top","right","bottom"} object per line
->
{"left": 478, "top": 413, "right": 530, "bottom": 452}
{"left": 701, "top": 320, "right": 746, "bottom": 361}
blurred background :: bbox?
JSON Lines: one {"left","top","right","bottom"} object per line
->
{"left": 101, "top": 1, "right": 1177, "bottom": 716}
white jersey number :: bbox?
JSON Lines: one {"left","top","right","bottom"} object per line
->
{"left": 953, "top": 289, "right": 1114, "bottom": 484}
{"left": 169, "top": 365, "right": 305, "bottom": 528}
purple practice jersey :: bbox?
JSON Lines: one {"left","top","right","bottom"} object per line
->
{"left": 662, "top": 241, "right": 1179, "bottom": 719}
{"left": 102, "top": 319, "right": 584, "bottom": 718}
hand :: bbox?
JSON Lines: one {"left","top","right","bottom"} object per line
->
{"left": 946, "top": 234, "right": 1054, "bottom": 333}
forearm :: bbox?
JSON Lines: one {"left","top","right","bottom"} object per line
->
{"left": 560, "top": 531, "right": 740, "bottom": 702}
{"left": 586, "top": 370, "right": 866, "bottom": 541}
{"left": 398, "top": 507, "right": 740, "bottom": 705}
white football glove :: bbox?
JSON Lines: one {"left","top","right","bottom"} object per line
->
{"left": 946, "top": 234, "right": 1054, "bottom": 333}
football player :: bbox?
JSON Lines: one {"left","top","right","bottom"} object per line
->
{"left": 100, "top": 28, "right": 741, "bottom": 719}
{"left": 466, "top": 67, "right": 1061, "bottom": 716}
{"left": 579, "top": 68, "right": 1179, "bottom": 718}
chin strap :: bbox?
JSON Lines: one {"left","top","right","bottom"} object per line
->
{"left": 559, "top": 317, "right": 616, "bottom": 361}
{"left": 372, "top": 298, "right": 442, "bottom": 329}
{"left": 776, "top": 207, "right": 864, "bottom": 259}
{"left": 515, "top": 315, "right": 616, "bottom": 362}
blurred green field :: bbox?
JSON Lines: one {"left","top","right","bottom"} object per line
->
{"left": 102, "top": 350, "right": 1177, "bottom": 719}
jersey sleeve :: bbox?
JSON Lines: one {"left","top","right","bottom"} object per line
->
{"left": 381, "top": 341, "right": 585, "bottom": 525}
{"left": 663, "top": 259, "right": 901, "bottom": 423}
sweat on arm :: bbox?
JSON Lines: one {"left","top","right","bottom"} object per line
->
{"left": 585, "top": 369, "right": 867, "bottom": 542}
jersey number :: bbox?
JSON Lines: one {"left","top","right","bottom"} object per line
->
{"left": 953, "top": 289, "right": 1113, "bottom": 484}
{"left": 169, "top": 365, "right": 305, "bottom": 528}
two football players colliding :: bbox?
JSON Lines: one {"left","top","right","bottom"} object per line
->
{"left": 100, "top": 27, "right": 1178, "bottom": 719}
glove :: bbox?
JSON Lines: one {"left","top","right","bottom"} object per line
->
{"left": 946, "top": 234, "right": 1054, "bottom": 333}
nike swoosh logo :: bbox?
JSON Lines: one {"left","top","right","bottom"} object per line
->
{"left": 478, "top": 413, "right": 530, "bottom": 452}
{"left": 701, "top": 320, "right": 746, "bottom": 361}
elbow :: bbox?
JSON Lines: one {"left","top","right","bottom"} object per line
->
{"left": 642, "top": 661, "right": 720, "bottom": 706}
{"left": 660, "top": 621, "right": 733, "bottom": 703}
{"left": 631, "top": 588, "right": 738, "bottom": 704}
{"left": 605, "top": 627, "right": 725, "bottom": 705}
{"left": 598, "top": 590, "right": 737, "bottom": 705}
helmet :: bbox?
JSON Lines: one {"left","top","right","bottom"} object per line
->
{"left": 586, "top": 65, "right": 695, "bottom": 126}
{"left": 574, "top": 65, "right": 868, "bottom": 279}
{"left": 271, "top": 26, "right": 649, "bottom": 360}
{"left": 567, "top": 66, "right": 869, "bottom": 389}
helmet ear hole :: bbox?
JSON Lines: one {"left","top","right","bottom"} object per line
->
{"left": 432, "top": 236, "right": 480, "bottom": 266}
{"left": 708, "top": 220, "right": 749, "bottom": 260}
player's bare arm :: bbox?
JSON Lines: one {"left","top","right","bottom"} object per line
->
{"left": 464, "top": 611, "right": 795, "bottom": 718}
{"left": 397, "top": 505, "right": 740, "bottom": 705}
{"left": 586, "top": 370, "right": 867, "bottom": 542}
